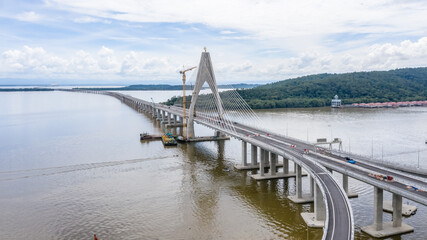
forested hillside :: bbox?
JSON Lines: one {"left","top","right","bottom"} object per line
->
{"left": 164, "top": 67, "right": 427, "bottom": 109}
{"left": 237, "top": 67, "right": 427, "bottom": 109}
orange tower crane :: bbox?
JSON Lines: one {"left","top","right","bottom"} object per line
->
{"left": 179, "top": 66, "right": 196, "bottom": 138}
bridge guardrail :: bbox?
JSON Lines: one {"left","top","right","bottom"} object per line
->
{"left": 334, "top": 149, "right": 427, "bottom": 176}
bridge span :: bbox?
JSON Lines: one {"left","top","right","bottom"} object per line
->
{"left": 65, "top": 90, "right": 353, "bottom": 239}
{"left": 63, "top": 88, "right": 427, "bottom": 239}
{"left": 61, "top": 50, "right": 427, "bottom": 240}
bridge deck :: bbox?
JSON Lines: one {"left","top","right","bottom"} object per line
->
{"left": 93, "top": 92, "right": 354, "bottom": 240}
{"left": 71, "top": 90, "right": 427, "bottom": 240}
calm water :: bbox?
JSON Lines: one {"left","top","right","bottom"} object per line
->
{"left": 1, "top": 91, "right": 426, "bottom": 240}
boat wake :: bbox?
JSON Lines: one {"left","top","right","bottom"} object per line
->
{"left": 0, "top": 155, "right": 177, "bottom": 182}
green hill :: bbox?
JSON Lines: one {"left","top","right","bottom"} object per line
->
{"left": 75, "top": 83, "right": 258, "bottom": 91}
{"left": 236, "top": 67, "right": 427, "bottom": 109}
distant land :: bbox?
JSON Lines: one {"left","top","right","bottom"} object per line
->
{"left": 0, "top": 88, "right": 54, "bottom": 92}
{"left": 165, "top": 67, "right": 427, "bottom": 109}
{"left": 74, "top": 83, "right": 259, "bottom": 91}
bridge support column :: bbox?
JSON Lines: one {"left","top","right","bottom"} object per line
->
{"left": 260, "top": 149, "right": 265, "bottom": 166}
{"left": 375, "top": 187, "right": 384, "bottom": 231}
{"left": 301, "top": 182, "right": 325, "bottom": 228}
{"left": 296, "top": 165, "right": 302, "bottom": 198}
{"left": 392, "top": 194, "right": 402, "bottom": 228}
{"left": 269, "top": 152, "right": 277, "bottom": 176}
{"left": 310, "top": 176, "right": 314, "bottom": 197}
{"left": 155, "top": 109, "right": 159, "bottom": 120}
{"left": 283, "top": 158, "right": 289, "bottom": 174}
{"left": 314, "top": 184, "right": 326, "bottom": 221}
{"left": 250, "top": 153, "right": 306, "bottom": 180}
{"left": 174, "top": 114, "right": 178, "bottom": 124}
{"left": 167, "top": 112, "right": 171, "bottom": 125}
{"left": 362, "top": 188, "right": 414, "bottom": 238}
{"left": 288, "top": 165, "right": 313, "bottom": 203}
{"left": 234, "top": 144, "right": 259, "bottom": 170}
{"left": 162, "top": 110, "right": 166, "bottom": 122}
{"left": 264, "top": 149, "right": 269, "bottom": 166}
{"left": 251, "top": 145, "right": 257, "bottom": 165}
{"left": 259, "top": 151, "right": 265, "bottom": 177}
{"left": 241, "top": 141, "right": 247, "bottom": 166}
{"left": 342, "top": 174, "right": 358, "bottom": 198}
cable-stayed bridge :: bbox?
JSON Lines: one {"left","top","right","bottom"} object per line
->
{"left": 63, "top": 51, "right": 427, "bottom": 240}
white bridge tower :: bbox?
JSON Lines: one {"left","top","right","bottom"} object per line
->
{"left": 187, "top": 50, "right": 225, "bottom": 138}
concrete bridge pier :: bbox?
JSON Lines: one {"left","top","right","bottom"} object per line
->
{"left": 301, "top": 182, "right": 326, "bottom": 228}
{"left": 269, "top": 152, "right": 277, "bottom": 176}
{"left": 262, "top": 149, "right": 269, "bottom": 167}
{"left": 157, "top": 109, "right": 162, "bottom": 121}
{"left": 234, "top": 144, "right": 259, "bottom": 170}
{"left": 342, "top": 174, "right": 358, "bottom": 198}
{"left": 283, "top": 158, "right": 289, "bottom": 174}
{"left": 310, "top": 176, "right": 314, "bottom": 198}
{"left": 241, "top": 141, "right": 247, "bottom": 167}
{"left": 251, "top": 145, "right": 258, "bottom": 165}
{"left": 362, "top": 187, "right": 414, "bottom": 238}
{"left": 251, "top": 155, "right": 307, "bottom": 180}
{"left": 259, "top": 150, "right": 266, "bottom": 177}
{"left": 179, "top": 126, "right": 183, "bottom": 136}
{"left": 161, "top": 110, "right": 166, "bottom": 122}
{"left": 167, "top": 112, "right": 172, "bottom": 125}
{"left": 288, "top": 164, "right": 314, "bottom": 204}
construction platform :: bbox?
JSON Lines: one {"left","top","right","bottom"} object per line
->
{"left": 140, "top": 134, "right": 162, "bottom": 141}
{"left": 383, "top": 201, "right": 417, "bottom": 216}
{"left": 288, "top": 194, "right": 314, "bottom": 204}
{"left": 300, "top": 213, "right": 325, "bottom": 228}
{"left": 361, "top": 222, "right": 414, "bottom": 238}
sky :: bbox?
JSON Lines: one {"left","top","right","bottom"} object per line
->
{"left": 1, "top": 0, "right": 427, "bottom": 85}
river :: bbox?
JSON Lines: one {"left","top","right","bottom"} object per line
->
{"left": 0, "top": 90, "right": 426, "bottom": 239}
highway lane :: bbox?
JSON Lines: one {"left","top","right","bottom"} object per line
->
{"left": 230, "top": 124, "right": 353, "bottom": 240}
{"left": 117, "top": 94, "right": 427, "bottom": 200}
{"left": 234, "top": 122, "right": 427, "bottom": 203}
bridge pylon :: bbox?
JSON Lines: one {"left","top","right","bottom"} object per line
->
{"left": 187, "top": 51, "right": 225, "bottom": 138}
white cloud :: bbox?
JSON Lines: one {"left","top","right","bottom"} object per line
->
{"left": 220, "top": 30, "right": 235, "bottom": 35}
{"left": 74, "top": 16, "right": 111, "bottom": 24}
{"left": 16, "top": 11, "right": 42, "bottom": 22}
{"left": 46, "top": 0, "right": 427, "bottom": 50}
{"left": 0, "top": 46, "right": 179, "bottom": 81}
{"left": 2, "top": 38, "right": 427, "bottom": 82}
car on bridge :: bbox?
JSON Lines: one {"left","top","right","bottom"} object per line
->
{"left": 347, "top": 159, "right": 356, "bottom": 164}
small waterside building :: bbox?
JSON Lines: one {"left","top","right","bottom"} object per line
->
{"left": 331, "top": 95, "right": 341, "bottom": 108}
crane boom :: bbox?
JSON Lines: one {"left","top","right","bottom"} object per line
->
{"left": 179, "top": 66, "right": 197, "bottom": 139}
